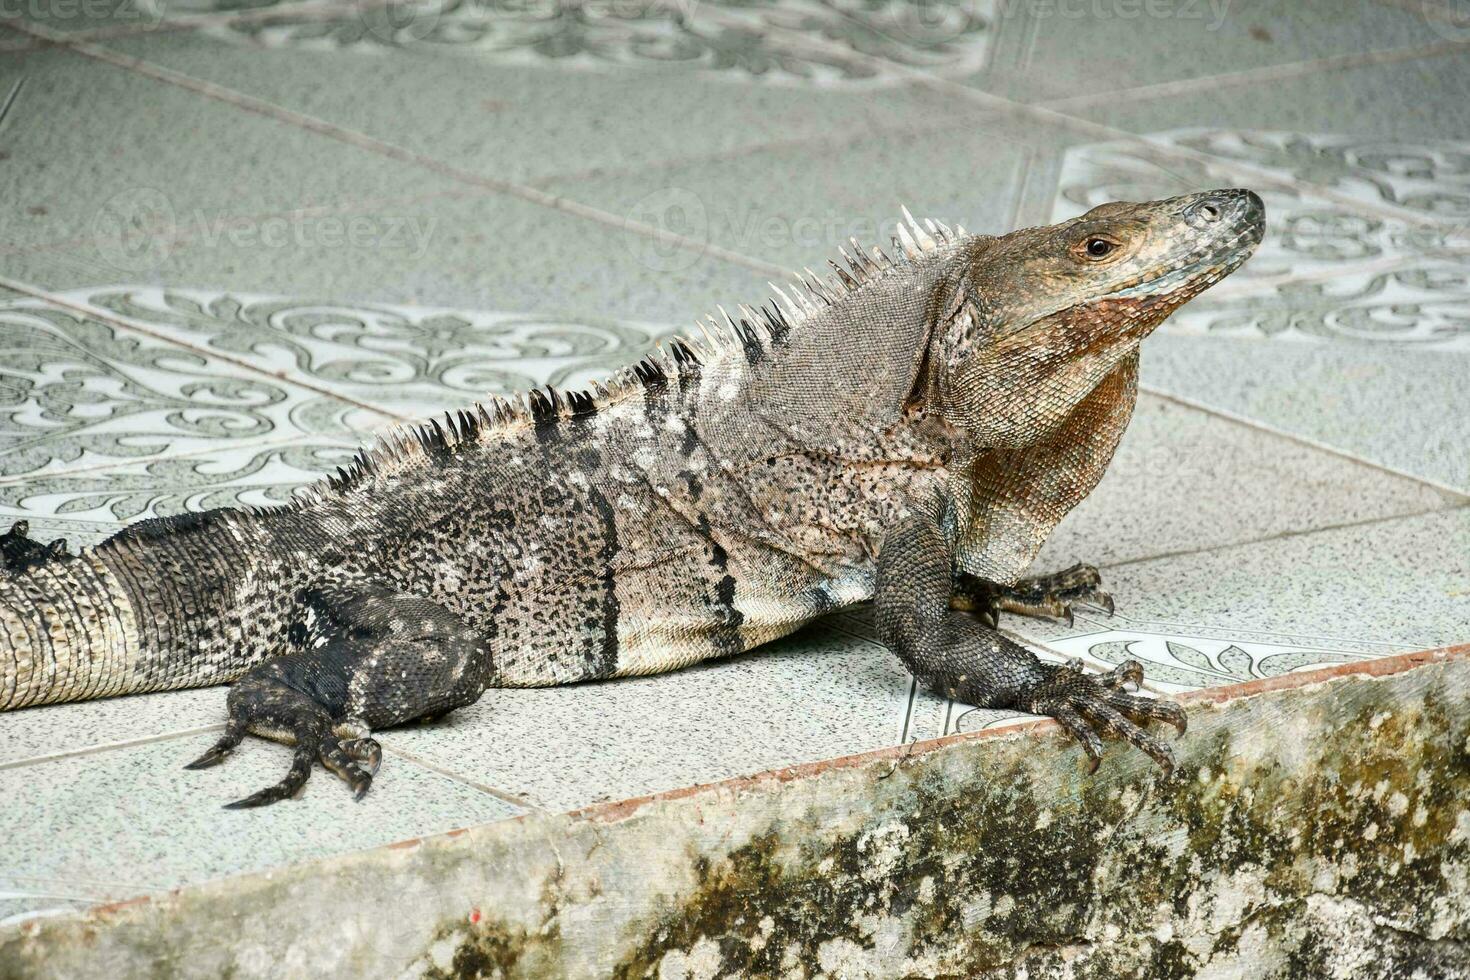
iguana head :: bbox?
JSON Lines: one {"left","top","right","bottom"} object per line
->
{"left": 929, "top": 188, "right": 1264, "bottom": 444}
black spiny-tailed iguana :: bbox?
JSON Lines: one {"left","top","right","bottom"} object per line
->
{"left": 0, "top": 189, "right": 1265, "bottom": 807}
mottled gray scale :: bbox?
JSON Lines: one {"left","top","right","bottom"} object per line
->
{"left": 0, "top": 190, "right": 1264, "bottom": 805}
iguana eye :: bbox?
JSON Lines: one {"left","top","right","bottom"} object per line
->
{"left": 1085, "top": 238, "right": 1115, "bottom": 258}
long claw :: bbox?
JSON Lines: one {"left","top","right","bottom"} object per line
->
{"left": 320, "top": 738, "right": 377, "bottom": 801}
{"left": 1074, "top": 696, "right": 1176, "bottom": 777}
{"left": 1109, "top": 688, "right": 1188, "bottom": 737}
{"left": 184, "top": 742, "right": 235, "bottom": 770}
{"left": 184, "top": 721, "right": 245, "bottom": 770}
{"left": 223, "top": 746, "right": 313, "bottom": 809}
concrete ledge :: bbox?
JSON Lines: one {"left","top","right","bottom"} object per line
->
{"left": 3, "top": 645, "right": 1468, "bottom": 978}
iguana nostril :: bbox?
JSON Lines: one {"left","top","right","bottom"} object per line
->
{"left": 1199, "top": 204, "right": 1221, "bottom": 221}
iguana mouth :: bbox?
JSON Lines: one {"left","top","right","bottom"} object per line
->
{"left": 1105, "top": 189, "right": 1266, "bottom": 305}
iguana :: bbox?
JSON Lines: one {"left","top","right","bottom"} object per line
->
{"left": 0, "top": 189, "right": 1264, "bottom": 808}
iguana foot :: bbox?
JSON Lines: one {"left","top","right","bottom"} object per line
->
{"left": 186, "top": 579, "right": 491, "bottom": 808}
{"left": 185, "top": 671, "right": 378, "bottom": 808}
{"left": 956, "top": 563, "right": 1114, "bottom": 628}
{"left": 1027, "top": 658, "right": 1187, "bottom": 776}
{"left": 0, "top": 520, "right": 71, "bottom": 574}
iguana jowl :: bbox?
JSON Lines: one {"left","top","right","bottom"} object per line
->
{"left": 0, "top": 189, "right": 1264, "bottom": 807}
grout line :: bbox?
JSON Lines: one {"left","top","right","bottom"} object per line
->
{"left": 0, "top": 722, "right": 223, "bottom": 773}
{"left": 681, "top": 3, "right": 1465, "bottom": 234}
{"left": 4, "top": 19, "right": 789, "bottom": 279}
{"left": 0, "top": 273, "right": 409, "bottom": 422}
{"left": 1034, "top": 39, "right": 1469, "bottom": 113}
{"left": 1138, "top": 383, "right": 1470, "bottom": 501}
{"left": 380, "top": 744, "right": 547, "bottom": 814}
{"left": 0, "top": 75, "right": 23, "bottom": 128}
{"left": 1097, "top": 500, "right": 1469, "bottom": 578}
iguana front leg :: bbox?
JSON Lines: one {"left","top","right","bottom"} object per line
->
{"left": 875, "top": 504, "right": 1184, "bottom": 774}
{"left": 185, "top": 579, "right": 492, "bottom": 808}
{"left": 953, "top": 563, "right": 1115, "bottom": 629}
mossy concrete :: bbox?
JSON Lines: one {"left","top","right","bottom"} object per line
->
{"left": 2, "top": 646, "right": 1468, "bottom": 979}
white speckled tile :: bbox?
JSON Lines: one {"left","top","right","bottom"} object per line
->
{"left": 387, "top": 623, "right": 949, "bottom": 812}
{"left": 1011, "top": 508, "right": 1470, "bottom": 693}
{"left": 1035, "top": 392, "right": 1457, "bottom": 570}
{"left": 0, "top": 734, "right": 524, "bottom": 914}
{"left": 0, "top": 687, "right": 224, "bottom": 767}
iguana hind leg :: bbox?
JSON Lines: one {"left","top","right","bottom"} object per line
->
{"left": 954, "top": 563, "right": 1115, "bottom": 629}
{"left": 0, "top": 520, "right": 70, "bottom": 574}
{"left": 185, "top": 579, "right": 493, "bottom": 808}
{"left": 876, "top": 503, "right": 1184, "bottom": 775}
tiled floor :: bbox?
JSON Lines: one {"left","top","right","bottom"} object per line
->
{"left": 1, "top": 0, "right": 1467, "bottom": 927}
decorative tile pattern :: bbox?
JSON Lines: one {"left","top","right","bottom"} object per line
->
{"left": 0, "top": 292, "right": 390, "bottom": 482}
{"left": 66, "top": 286, "right": 678, "bottom": 415}
{"left": 169, "top": 0, "right": 997, "bottom": 85}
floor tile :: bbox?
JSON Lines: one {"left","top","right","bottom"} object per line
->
{"left": 972, "top": 0, "right": 1454, "bottom": 105}
{"left": 0, "top": 45, "right": 452, "bottom": 271}
{"left": 0, "top": 291, "right": 388, "bottom": 483}
{"left": 64, "top": 286, "right": 684, "bottom": 421}
{"left": 101, "top": 25, "right": 969, "bottom": 185}
{"left": 1034, "top": 392, "right": 1457, "bottom": 569}
{"left": 1023, "top": 506, "right": 1469, "bottom": 654}
{"left": 0, "top": 735, "right": 523, "bottom": 902}
{"left": 1141, "top": 334, "right": 1470, "bottom": 494}
{"left": 0, "top": 686, "right": 224, "bottom": 767}
{"left": 540, "top": 111, "right": 1039, "bottom": 275}
{"left": 6, "top": 184, "right": 775, "bottom": 327}
{"left": 388, "top": 623, "right": 949, "bottom": 812}
{"left": 0, "top": 438, "right": 359, "bottom": 525}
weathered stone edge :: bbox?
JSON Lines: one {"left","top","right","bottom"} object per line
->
{"left": 571, "top": 641, "right": 1470, "bottom": 823}
{"left": 2, "top": 641, "right": 1467, "bottom": 978}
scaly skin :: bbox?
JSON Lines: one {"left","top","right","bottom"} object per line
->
{"left": 0, "top": 189, "right": 1264, "bottom": 806}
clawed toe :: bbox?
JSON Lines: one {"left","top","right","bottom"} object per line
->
{"left": 223, "top": 744, "right": 316, "bottom": 809}
{"left": 964, "top": 563, "right": 1116, "bottom": 627}
{"left": 1097, "top": 658, "right": 1144, "bottom": 692}
{"left": 1031, "top": 661, "right": 1185, "bottom": 777}
{"left": 193, "top": 677, "right": 386, "bottom": 808}
{"left": 341, "top": 737, "right": 383, "bottom": 776}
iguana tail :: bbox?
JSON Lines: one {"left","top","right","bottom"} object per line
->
{"left": 0, "top": 548, "right": 144, "bottom": 709}
{"left": 0, "top": 510, "right": 278, "bottom": 711}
